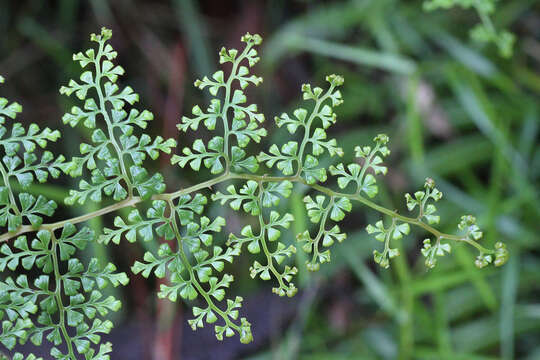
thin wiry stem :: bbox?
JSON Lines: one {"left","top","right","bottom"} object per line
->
{"left": 255, "top": 181, "right": 288, "bottom": 291}
{"left": 167, "top": 199, "right": 241, "bottom": 333}
{"left": 0, "top": 171, "right": 492, "bottom": 254}
{"left": 295, "top": 87, "right": 334, "bottom": 177}
{"left": 221, "top": 42, "right": 253, "bottom": 171}
{"left": 0, "top": 161, "right": 20, "bottom": 216}
{"left": 310, "top": 196, "right": 333, "bottom": 266}
{"left": 50, "top": 232, "right": 77, "bottom": 360}
{"left": 94, "top": 40, "right": 133, "bottom": 197}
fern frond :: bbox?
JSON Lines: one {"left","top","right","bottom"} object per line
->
{"left": 405, "top": 177, "right": 442, "bottom": 225}
{"left": 0, "top": 78, "right": 65, "bottom": 233}
{"left": 214, "top": 179, "right": 297, "bottom": 296}
{"left": 367, "top": 219, "right": 410, "bottom": 269}
{"left": 0, "top": 27, "right": 512, "bottom": 354}
{"left": 60, "top": 27, "right": 176, "bottom": 205}
{"left": 130, "top": 197, "right": 252, "bottom": 342}
{"left": 0, "top": 224, "right": 127, "bottom": 359}
{"left": 259, "top": 75, "right": 344, "bottom": 184}
{"left": 297, "top": 195, "right": 351, "bottom": 271}
{"left": 0, "top": 73, "right": 129, "bottom": 357}
{"left": 173, "top": 32, "right": 265, "bottom": 174}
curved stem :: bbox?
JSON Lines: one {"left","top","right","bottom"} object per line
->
{"left": 50, "top": 232, "right": 76, "bottom": 360}
{"left": 221, "top": 42, "right": 253, "bottom": 171}
{"left": 355, "top": 144, "right": 379, "bottom": 195}
{"left": 0, "top": 171, "right": 493, "bottom": 254}
{"left": 295, "top": 87, "right": 334, "bottom": 176}
{"left": 310, "top": 196, "right": 333, "bottom": 265}
{"left": 381, "top": 218, "right": 397, "bottom": 261}
{"left": 167, "top": 199, "right": 240, "bottom": 332}
{"left": 94, "top": 41, "right": 133, "bottom": 197}
{"left": 255, "top": 181, "right": 288, "bottom": 290}
{"left": 0, "top": 160, "right": 20, "bottom": 216}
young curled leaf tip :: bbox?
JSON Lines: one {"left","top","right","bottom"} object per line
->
{"left": 241, "top": 32, "right": 262, "bottom": 45}
{"left": 458, "top": 215, "right": 476, "bottom": 230}
{"left": 90, "top": 27, "right": 113, "bottom": 42}
{"left": 424, "top": 177, "right": 435, "bottom": 189}
{"left": 239, "top": 318, "right": 253, "bottom": 344}
{"left": 475, "top": 254, "right": 492, "bottom": 269}
{"left": 373, "top": 133, "right": 389, "bottom": 145}
{"left": 326, "top": 74, "right": 344, "bottom": 87}
{"left": 494, "top": 242, "right": 509, "bottom": 267}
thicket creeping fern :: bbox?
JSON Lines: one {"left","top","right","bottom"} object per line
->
{"left": 0, "top": 28, "right": 508, "bottom": 359}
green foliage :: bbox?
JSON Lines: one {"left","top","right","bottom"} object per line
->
{"left": 297, "top": 195, "right": 349, "bottom": 271}
{"left": 330, "top": 134, "right": 390, "bottom": 197}
{"left": 259, "top": 74, "right": 344, "bottom": 185}
{"left": 173, "top": 32, "right": 265, "bottom": 175}
{"left": 129, "top": 197, "right": 250, "bottom": 342}
{"left": 0, "top": 26, "right": 511, "bottom": 358}
{"left": 0, "top": 225, "right": 127, "bottom": 359}
{"left": 421, "top": 238, "right": 451, "bottom": 268}
{"left": 423, "top": 0, "right": 514, "bottom": 57}
{"left": 0, "top": 81, "right": 65, "bottom": 232}
{"left": 405, "top": 178, "right": 442, "bottom": 225}
{"left": 60, "top": 28, "right": 175, "bottom": 205}
{"left": 367, "top": 220, "right": 410, "bottom": 269}
{"left": 228, "top": 184, "right": 297, "bottom": 297}
{"left": 0, "top": 353, "right": 43, "bottom": 360}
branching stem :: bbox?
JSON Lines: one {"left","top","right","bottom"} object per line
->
{"left": 256, "top": 181, "right": 287, "bottom": 290}
{"left": 167, "top": 199, "right": 240, "bottom": 333}
{"left": 355, "top": 144, "right": 379, "bottom": 196}
{"left": 0, "top": 172, "right": 493, "bottom": 254}
{"left": 0, "top": 161, "right": 20, "bottom": 216}
{"left": 295, "top": 87, "right": 334, "bottom": 176}
{"left": 50, "top": 232, "right": 77, "bottom": 360}
{"left": 310, "top": 196, "right": 333, "bottom": 266}
{"left": 221, "top": 41, "right": 254, "bottom": 171}
{"left": 94, "top": 40, "right": 133, "bottom": 197}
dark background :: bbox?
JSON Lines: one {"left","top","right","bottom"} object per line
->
{"left": 1, "top": 0, "right": 539, "bottom": 359}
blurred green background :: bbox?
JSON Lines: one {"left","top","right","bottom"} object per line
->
{"left": 1, "top": 0, "right": 539, "bottom": 359}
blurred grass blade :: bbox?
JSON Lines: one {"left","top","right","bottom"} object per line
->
{"left": 446, "top": 66, "right": 540, "bottom": 216}
{"left": 453, "top": 305, "right": 540, "bottom": 352}
{"left": 264, "top": 0, "right": 373, "bottom": 67}
{"left": 435, "top": 291, "right": 452, "bottom": 355}
{"left": 446, "top": 66, "right": 526, "bottom": 173}
{"left": 500, "top": 254, "right": 518, "bottom": 360}
{"left": 271, "top": 35, "right": 417, "bottom": 75}
{"left": 454, "top": 246, "right": 497, "bottom": 310}
{"left": 405, "top": 75, "right": 425, "bottom": 162}
{"left": 17, "top": 17, "right": 73, "bottom": 68}
{"left": 345, "top": 253, "right": 405, "bottom": 322}
{"left": 411, "top": 268, "right": 497, "bottom": 296}
{"left": 415, "top": 347, "right": 500, "bottom": 360}
{"left": 173, "top": 0, "right": 213, "bottom": 78}
{"left": 428, "top": 31, "right": 497, "bottom": 77}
